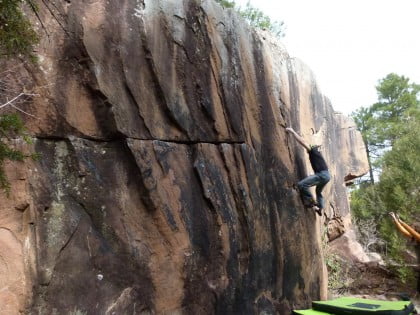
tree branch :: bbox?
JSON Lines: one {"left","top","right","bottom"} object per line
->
{"left": 0, "top": 93, "right": 38, "bottom": 110}
{"left": 10, "top": 104, "right": 38, "bottom": 119}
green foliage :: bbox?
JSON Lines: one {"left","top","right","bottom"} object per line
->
{"left": 351, "top": 107, "right": 376, "bottom": 183}
{"left": 351, "top": 73, "right": 420, "bottom": 183}
{"left": 0, "top": 1, "right": 38, "bottom": 193}
{"left": 0, "top": 113, "right": 32, "bottom": 192}
{"left": 351, "top": 74, "right": 419, "bottom": 284}
{"left": 326, "top": 253, "right": 344, "bottom": 290}
{"left": 215, "top": 0, "right": 235, "bottom": 8}
{"left": 0, "top": 0, "right": 38, "bottom": 58}
{"left": 379, "top": 118, "right": 419, "bottom": 218}
{"left": 371, "top": 73, "right": 420, "bottom": 145}
{"left": 215, "top": 0, "right": 286, "bottom": 38}
{"left": 385, "top": 230, "right": 416, "bottom": 284}
{"left": 351, "top": 183, "right": 385, "bottom": 221}
{"left": 352, "top": 116, "right": 419, "bottom": 226}
{"left": 239, "top": 2, "right": 285, "bottom": 38}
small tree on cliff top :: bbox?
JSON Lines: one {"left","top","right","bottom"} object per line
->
{"left": 239, "top": 2, "right": 285, "bottom": 38}
{"left": 216, "top": 0, "right": 235, "bottom": 8}
{"left": 216, "top": 0, "right": 286, "bottom": 38}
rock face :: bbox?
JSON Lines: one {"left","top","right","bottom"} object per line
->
{"left": 0, "top": 0, "right": 368, "bottom": 314}
{"left": 329, "top": 230, "right": 371, "bottom": 264}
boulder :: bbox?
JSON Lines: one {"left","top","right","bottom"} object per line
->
{"left": 0, "top": 0, "right": 369, "bottom": 313}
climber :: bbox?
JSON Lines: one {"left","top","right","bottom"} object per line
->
{"left": 285, "top": 127, "right": 331, "bottom": 216}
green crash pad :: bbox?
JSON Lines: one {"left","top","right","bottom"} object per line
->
{"left": 312, "top": 297, "right": 415, "bottom": 314}
{"left": 293, "top": 309, "right": 333, "bottom": 315}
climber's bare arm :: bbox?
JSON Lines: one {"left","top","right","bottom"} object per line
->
{"left": 389, "top": 212, "right": 420, "bottom": 242}
{"left": 285, "top": 128, "right": 311, "bottom": 151}
{"left": 398, "top": 219, "right": 420, "bottom": 242}
{"left": 389, "top": 212, "right": 412, "bottom": 238}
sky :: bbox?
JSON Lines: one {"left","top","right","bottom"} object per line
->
{"left": 234, "top": 0, "right": 420, "bottom": 115}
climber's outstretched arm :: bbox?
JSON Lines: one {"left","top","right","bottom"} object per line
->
{"left": 389, "top": 212, "right": 420, "bottom": 242}
{"left": 398, "top": 218, "right": 420, "bottom": 242}
{"left": 285, "top": 128, "right": 311, "bottom": 151}
{"left": 389, "top": 212, "right": 412, "bottom": 238}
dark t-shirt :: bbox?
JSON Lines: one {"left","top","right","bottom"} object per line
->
{"left": 308, "top": 147, "right": 328, "bottom": 173}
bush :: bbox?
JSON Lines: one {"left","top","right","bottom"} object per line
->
{"left": 0, "top": 0, "right": 38, "bottom": 58}
{"left": 239, "top": 2, "right": 285, "bottom": 38}
{"left": 0, "top": 113, "right": 33, "bottom": 192}
{"left": 215, "top": 0, "right": 286, "bottom": 38}
{"left": 215, "top": 0, "right": 235, "bottom": 8}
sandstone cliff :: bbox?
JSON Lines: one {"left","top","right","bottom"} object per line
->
{"left": 0, "top": 0, "right": 368, "bottom": 314}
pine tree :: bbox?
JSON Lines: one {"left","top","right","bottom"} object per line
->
{"left": 351, "top": 74, "right": 420, "bottom": 284}
{"left": 0, "top": 0, "right": 39, "bottom": 58}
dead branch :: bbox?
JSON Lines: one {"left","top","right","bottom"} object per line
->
{"left": 0, "top": 93, "right": 38, "bottom": 110}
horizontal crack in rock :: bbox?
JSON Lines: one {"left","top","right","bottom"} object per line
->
{"left": 35, "top": 135, "right": 245, "bottom": 145}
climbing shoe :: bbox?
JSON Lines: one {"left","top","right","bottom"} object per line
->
{"left": 313, "top": 206, "right": 323, "bottom": 217}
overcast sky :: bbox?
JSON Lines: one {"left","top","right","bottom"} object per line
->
{"left": 234, "top": 0, "right": 420, "bottom": 115}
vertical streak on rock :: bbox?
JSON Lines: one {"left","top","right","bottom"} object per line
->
{"left": 136, "top": 10, "right": 189, "bottom": 138}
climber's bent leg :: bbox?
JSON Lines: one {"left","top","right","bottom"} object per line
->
{"left": 298, "top": 174, "right": 322, "bottom": 206}
{"left": 315, "top": 170, "right": 331, "bottom": 209}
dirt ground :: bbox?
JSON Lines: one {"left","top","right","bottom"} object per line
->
{"left": 329, "top": 260, "right": 419, "bottom": 312}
